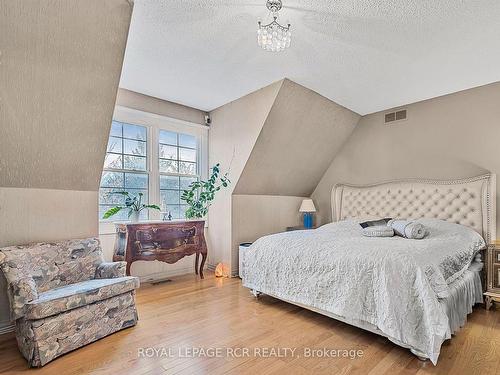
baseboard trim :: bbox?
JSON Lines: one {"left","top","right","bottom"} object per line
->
{"left": 137, "top": 266, "right": 195, "bottom": 283}
{"left": 207, "top": 263, "right": 239, "bottom": 278}
{"left": 207, "top": 263, "right": 216, "bottom": 271}
{"left": 0, "top": 323, "right": 15, "bottom": 335}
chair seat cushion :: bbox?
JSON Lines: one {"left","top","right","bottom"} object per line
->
{"left": 25, "top": 277, "right": 139, "bottom": 320}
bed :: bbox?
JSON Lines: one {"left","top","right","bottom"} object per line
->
{"left": 241, "top": 174, "right": 496, "bottom": 364}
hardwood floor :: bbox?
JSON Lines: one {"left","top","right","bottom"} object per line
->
{"left": 0, "top": 272, "right": 499, "bottom": 375}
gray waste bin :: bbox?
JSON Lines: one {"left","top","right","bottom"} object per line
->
{"left": 238, "top": 242, "right": 252, "bottom": 278}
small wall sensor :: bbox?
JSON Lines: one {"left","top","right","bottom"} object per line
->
{"left": 204, "top": 114, "right": 211, "bottom": 126}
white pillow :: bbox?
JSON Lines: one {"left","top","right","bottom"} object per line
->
{"left": 362, "top": 226, "right": 394, "bottom": 237}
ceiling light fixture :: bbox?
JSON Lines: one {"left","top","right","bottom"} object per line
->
{"left": 257, "top": 0, "right": 291, "bottom": 52}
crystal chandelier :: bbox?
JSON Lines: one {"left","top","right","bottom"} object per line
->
{"left": 257, "top": 0, "right": 291, "bottom": 52}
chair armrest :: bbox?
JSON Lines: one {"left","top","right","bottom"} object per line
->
{"left": 95, "top": 262, "right": 127, "bottom": 279}
{"left": 8, "top": 277, "right": 38, "bottom": 321}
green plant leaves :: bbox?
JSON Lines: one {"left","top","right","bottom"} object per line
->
{"left": 103, "top": 190, "right": 161, "bottom": 219}
{"left": 103, "top": 206, "right": 123, "bottom": 219}
{"left": 180, "top": 163, "right": 230, "bottom": 219}
{"left": 109, "top": 191, "right": 130, "bottom": 196}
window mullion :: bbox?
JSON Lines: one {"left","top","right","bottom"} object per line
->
{"left": 149, "top": 125, "right": 160, "bottom": 221}
{"left": 121, "top": 133, "right": 124, "bottom": 170}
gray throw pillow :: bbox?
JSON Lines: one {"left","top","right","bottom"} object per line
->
{"left": 359, "top": 218, "right": 392, "bottom": 228}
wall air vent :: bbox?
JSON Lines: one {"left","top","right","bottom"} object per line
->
{"left": 384, "top": 109, "right": 407, "bottom": 124}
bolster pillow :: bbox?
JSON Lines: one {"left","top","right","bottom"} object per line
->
{"left": 388, "top": 219, "right": 427, "bottom": 239}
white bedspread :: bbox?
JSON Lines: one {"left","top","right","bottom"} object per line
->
{"left": 242, "top": 218, "right": 485, "bottom": 364}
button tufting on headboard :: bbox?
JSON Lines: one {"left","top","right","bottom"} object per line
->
{"left": 331, "top": 174, "right": 496, "bottom": 243}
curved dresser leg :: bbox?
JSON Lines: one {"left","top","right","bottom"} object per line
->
{"left": 199, "top": 252, "right": 207, "bottom": 279}
{"left": 195, "top": 252, "right": 200, "bottom": 275}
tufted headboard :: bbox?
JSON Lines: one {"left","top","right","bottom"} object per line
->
{"left": 331, "top": 174, "right": 496, "bottom": 243}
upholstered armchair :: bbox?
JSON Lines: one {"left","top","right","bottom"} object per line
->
{"left": 0, "top": 237, "right": 140, "bottom": 367}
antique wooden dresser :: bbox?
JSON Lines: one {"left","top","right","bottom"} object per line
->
{"left": 112, "top": 220, "right": 208, "bottom": 278}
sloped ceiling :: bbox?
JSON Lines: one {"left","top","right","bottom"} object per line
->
{"left": 0, "top": 0, "right": 133, "bottom": 191}
{"left": 121, "top": 1, "right": 500, "bottom": 114}
{"left": 233, "top": 79, "right": 360, "bottom": 196}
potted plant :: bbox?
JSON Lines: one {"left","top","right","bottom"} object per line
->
{"left": 102, "top": 191, "right": 160, "bottom": 222}
{"left": 181, "top": 163, "right": 230, "bottom": 219}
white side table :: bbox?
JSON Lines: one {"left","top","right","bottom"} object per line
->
{"left": 238, "top": 242, "right": 252, "bottom": 278}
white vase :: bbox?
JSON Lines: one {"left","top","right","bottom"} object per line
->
{"left": 130, "top": 210, "right": 140, "bottom": 222}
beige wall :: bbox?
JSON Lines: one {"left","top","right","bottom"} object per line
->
{"left": 0, "top": 188, "right": 99, "bottom": 248}
{"left": 232, "top": 195, "right": 305, "bottom": 274}
{"left": 116, "top": 88, "right": 207, "bottom": 125}
{"left": 235, "top": 79, "right": 360, "bottom": 196}
{"left": 209, "top": 79, "right": 359, "bottom": 274}
{"left": 0, "top": 0, "right": 133, "bottom": 330}
{"left": 312, "top": 82, "right": 500, "bottom": 231}
{"left": 208, "top": 81, "right": 283, "bottom": 273}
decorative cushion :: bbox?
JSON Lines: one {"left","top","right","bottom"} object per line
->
{"left": 362, "top": 226, "right": 395, "bottom": 237}
{"left": 359, "top": 217, "right": 392, "bottom": 228}
{"left": 388, "top": 219, "right": 427, "bottom": 239}
{"left": 24, "top": 276, "right": 140, "bottom": 320}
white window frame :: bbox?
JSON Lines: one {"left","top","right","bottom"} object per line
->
{"left": 99, "top": 106, "right": 209, "bottom": 235}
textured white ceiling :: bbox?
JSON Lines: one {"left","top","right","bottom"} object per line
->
{"left": 120, "top": 0, "right": 500, "bottom": 115}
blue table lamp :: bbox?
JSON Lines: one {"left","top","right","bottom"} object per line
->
{"left": 299, "top": 199, "right": 316, "bottom": 228}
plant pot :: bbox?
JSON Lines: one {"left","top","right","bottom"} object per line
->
{"left": 129, "top": 210, "right": 140, "bottom": 222}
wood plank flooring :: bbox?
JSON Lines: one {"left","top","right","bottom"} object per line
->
{"left": 0, "top": 272, "right": 499, "bottom": 374}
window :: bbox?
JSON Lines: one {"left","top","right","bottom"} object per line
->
{"left": 159, "top": 130, "right": 199, "bottom": 219}
{"left": 99, "top": 121, "right": 149, "bottom": 221}
{"left": 98, "top": 106, "right": 208, "bottom": 231}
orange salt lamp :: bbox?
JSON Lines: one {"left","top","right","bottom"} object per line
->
{"left": 215, "top": 263, "right": 229, "bottom": 277}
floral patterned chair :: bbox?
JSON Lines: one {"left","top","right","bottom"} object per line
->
{"left": 0, "top": 237, "right": 140, "bottom": 367}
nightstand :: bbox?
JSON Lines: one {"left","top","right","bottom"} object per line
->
{"left": 485, "top": 240, "right": 500, "bottom": 310}
{"left": 286, "top": 226, "right": 317, "bottom": 231}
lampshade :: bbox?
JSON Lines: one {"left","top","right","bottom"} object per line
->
{"left": 299, "top": 199, "right": 316, "bottom": 213}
